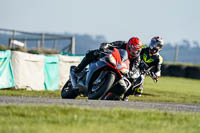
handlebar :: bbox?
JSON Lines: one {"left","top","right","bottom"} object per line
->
{"left": 140, "top": 60, "right": 157, "bottom": 83}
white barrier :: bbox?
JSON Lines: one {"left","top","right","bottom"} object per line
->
{"left": 58, "top": 55, "right": 81, "bottom": 90}
{"left": 9, "top": 51, "right": 82, "bottom": 90}
{"left": 11, "top": 51, "right": 45, "bottom": 90}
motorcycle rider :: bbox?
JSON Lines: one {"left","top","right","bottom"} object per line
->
{"left": 124, "top": 36, "right": 164, "bottom": 99}
{"left": 74, "top": 37, "right": 143, "bottom": 99}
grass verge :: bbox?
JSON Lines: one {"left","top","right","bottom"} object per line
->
{"left": 0, "top": 105, "right": 200, "bottom": 133}
{"left": 129, "top": 76, "right": 200, "bottom": 104}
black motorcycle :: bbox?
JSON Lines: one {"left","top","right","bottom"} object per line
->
{"left": 61, "top": 48, "right": 131, "bottom": 100}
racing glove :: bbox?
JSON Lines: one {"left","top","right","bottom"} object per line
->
{"left": 150, "top": 72, "right": 158, "bottom": 82}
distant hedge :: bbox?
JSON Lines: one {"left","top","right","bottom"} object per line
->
{"left": 0, "top": 45, "right": 59, "bottom": 54}
{"left": 161, "top": 64, "right": 200, "bottom": 79}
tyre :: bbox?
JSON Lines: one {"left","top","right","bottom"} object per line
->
{"left": 88, "top": 71, "right": 116, "bottom": 100}
{"left": 61, "top": 80, "right": 79, "bottom": 99}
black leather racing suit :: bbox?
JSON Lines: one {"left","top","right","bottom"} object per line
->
{"left": 75, "top": 41, "right": 140, "bottom": 73}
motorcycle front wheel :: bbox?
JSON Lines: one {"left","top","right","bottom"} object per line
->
{"left": 88, "top": 71, "right": 116, "bottom": 100}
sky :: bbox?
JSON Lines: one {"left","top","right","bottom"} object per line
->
{"left": 0, "top": 0, "right": 200, "bottom": 44}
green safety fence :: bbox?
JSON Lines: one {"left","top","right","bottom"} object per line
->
{"left": 60, "top": 52, "right": 85, "bottom": 60}
{"left": 60, "top": 51, "right": 84, "bottom": 56}
{"left": 0, "top": 50, "right": 15, "bottom": 89}
{"left": 44, "top": 56, "right": 59, "bottom": 90}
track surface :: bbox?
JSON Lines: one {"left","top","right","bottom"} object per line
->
{"left": 0, "top": 96, "right": 200, "bottom": 112}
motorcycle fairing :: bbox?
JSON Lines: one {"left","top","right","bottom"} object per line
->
{"left": 106, "top": 49, "right": 130, "bottom": 77}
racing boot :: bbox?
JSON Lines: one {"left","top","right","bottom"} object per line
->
{"left": 134, "top": 87, "right": 143, "bottom": 97}
{"left": 122, "top": 96, "right": 129, "bottom": 101}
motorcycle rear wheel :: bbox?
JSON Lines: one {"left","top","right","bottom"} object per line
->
{"left": 61, "top": 80, "right": 79, "bottom": 99}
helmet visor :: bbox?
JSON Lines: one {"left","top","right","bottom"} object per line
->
{"left": 150, "top": 40, "right": 163, "bottom": 49}
{"left": 128, "top": 45, "right": 142, "bottom": 57}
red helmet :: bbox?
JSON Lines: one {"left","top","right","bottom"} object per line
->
{"left": 126, "top": 37, "right": 142, "bottom": 59}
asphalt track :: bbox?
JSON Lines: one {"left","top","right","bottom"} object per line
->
{"left": 0, "top": 96, "right": 200, "bottom": 112}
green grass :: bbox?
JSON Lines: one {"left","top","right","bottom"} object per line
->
{"left": 129, "top": 76, "right": 200, "bottom": 104}
{"left": 0, "top": 105, "right": 200, "bottom": 133}
{"left": 0, "top": 76, "right": 200, "bottom": 104}
{"left": 0, "top": 89, "right": 60, "bottom": 98}
{"left": 164, "top": 62, "right": 200, "bottom": 67}
{"left": 0, "top": 77, "right": 200, "bottom": 133}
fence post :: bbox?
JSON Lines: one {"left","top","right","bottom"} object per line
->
{"left": 41, "top": 33, "right": 45, "bottom": 49}
{"left": 24, "top": 39, "right": 27, "bottom": 49}
{"left": 174, "top": 44, "right": 179, "bottom": 63}
{"left": 37, "top": 40, "right": 41, "bottom": 50}
{"left": 8, "top": 30, "right": 16, "bottom": 48}
{"left": 53, "top": 40, "right": 56, "bottom": 50}
{"left": 71, "top": 36, "right": 75, "bottom": 54}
